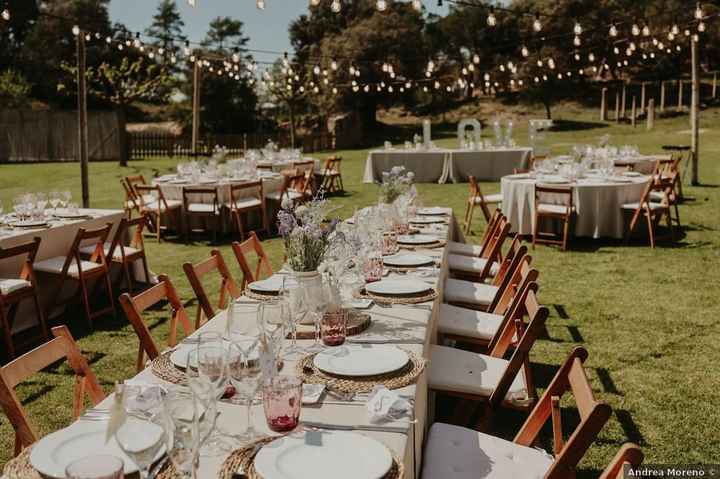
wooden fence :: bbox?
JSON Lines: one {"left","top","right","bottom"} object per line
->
{"left": 0, "top": 109, "right": 127, "bottom": 163}
{"left": 129, "top": 132, "right": 335, "bottom": 160}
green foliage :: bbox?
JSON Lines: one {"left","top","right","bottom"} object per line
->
{"left": 0, "top": 68, "right": 31, "bottom": 108}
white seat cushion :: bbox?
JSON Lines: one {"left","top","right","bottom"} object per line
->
{"left": 474, "top": 193, "right": 502, "bottom": 204}
{"left": 447, "top": 241, "right": 483, "bottom": 257}
{"left": 444, "top": 278, "right": 498, "bottom": 306}
{"left": 448, "top": 254, "right": 499, "bottom": 276}
{"left": 537, "top": 203, "right": 571, "bottom": 215}
{"left": 422, "top": 423, "right": 553, "bottom": 479}
{"left": 142, "top": 199, "right": 182, "bottom": 212}
{"left": 187, "top": 203, "right": 219, "bottom": 214}
{"left": 621, "top": 201, "right": 666, "bottom": 211}
{"left": 429, "top": 345, "right": 529, "bottom": 404}
{"left": 78, "top": 243, "right": 141, "bottom": 259}
{"left": 648, "top": 191, "right": 667, "bottom": 202}
{"left": 0, "top": 278, "right": 31, "bottom": 295}
{"left": 437, "top": 303, "right": 505, "bottom": 341}
{"left": 266, "top": 190, "right": 304, "bottom": 202}
{"left": 34, "top": 257, "right": 103, "bottom": 278}
{"left": 226, "top": 198, "right": 262, "bottom": 210}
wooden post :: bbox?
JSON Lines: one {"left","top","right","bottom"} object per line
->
{"left": 640, "top": 82, "right": 646, "bottom": 114}
{"left": 691, "top": 38, "right": 700, "bottom": 185}
{"left": 713, "top": 72, "right": 717, "bottom": 99}
{"left": 600, "top": 87, "right": 608, "bottom": 121}
{"left": 621, "top": 83, "right": 627, "bottom": 118}
{"left": 660, "top": 81, "right": 666, "bottom": 112}
{"left": 647, "top": 99, "right": 655, "bottom": 130}
{"left": 631, "top": 96, "right": 637, "bottom": 127}
{"left": 677, "top": 79, "right": 684, "bottom": 111}
{"left": 614, "top": 91, "right": 620, "bottom": 123}
{"left": 76, "top": 31, "right": 89, "bottom": 208}
{"left": 191, "top": 61, "right": 201, "bottom": 157}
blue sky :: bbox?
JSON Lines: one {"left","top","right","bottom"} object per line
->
{"left": 109, "top": 0, "right": 448, "bottom": 64}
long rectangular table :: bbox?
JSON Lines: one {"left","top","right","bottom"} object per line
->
{"left": 0, "top": 209, "right": 131, "bottom": 334}
{"left": 71, "top": 209, "right": 462, "bottom": 479}
{"left": 363, "top": 148, "right": 533, "bottom": 184}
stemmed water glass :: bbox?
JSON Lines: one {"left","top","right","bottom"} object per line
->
{"left": 257, "top": 300, "right": 287, "bottom": 369}
{"left": 61, "top": 190, "right": 72, "bottom": 210}
{"left": 49, "top": 191, "right": 61, "bottom": 214}
{"left": 226, "top": 342, "right": 263, "bottom": 444}
{"left": 306, "top": 279, "right": 329, "bottom": 352}
{"left": 194, "top": 332, "right": 232, "bottom": 455}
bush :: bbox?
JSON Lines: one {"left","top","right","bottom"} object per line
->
{"left": 0, "top": 69, "right": 31, "bottom": 109}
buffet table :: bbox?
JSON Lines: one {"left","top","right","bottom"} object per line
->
{"left": 501, "top": 173, "right": 649, "bottom": 239}
{"left": 363, "top": 148, "right": 533, "bottom": 184}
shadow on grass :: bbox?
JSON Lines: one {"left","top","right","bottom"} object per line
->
{"left": 595, "top": 367, "right": 622, "bottom": 395}
{"left": 550, "top": 119, "right": 611, "bottom": 132}
{"left": 19, "top": 384, "right": 55, "bottom": 406}
{"left": 616, "top": 409, "right": 647, "bottom": 446}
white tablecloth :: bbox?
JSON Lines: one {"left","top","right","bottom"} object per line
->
{"left": 501, "top": 174, "right": 650, "bottom": 239}
{"left": 17, "top": 209, "right": 461, "bottom": 479}
{"left": 613, "top": 154, "right": 670, "bottom": 174}
{"left": 0, "top": 209, "right": 127, "bottom": 333}
{"left": 363, "top": 148, "right": 533, "bottom": 184}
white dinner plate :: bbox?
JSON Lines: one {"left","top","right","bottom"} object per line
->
{"left": 254, "top": 431, "right": 393, "bottom": 479}
{"left": 538, "top": 176, "right": 570, "bottom": 184}
{"left": 397, "top": 234, "right": 437, "bottom": 245}
{"left": 313, "top": 344, "right": 409, "bottom": 377}
{"left": 609, "top": 176, "right": 635, "bottom": 183}
{"left": 171, "top": 341, "right": 258, "bottom": 369}
{"left": 417, "top": 207, "right": 447, "bottom": 216}
{"left": 198, "top": 178, "right": 216, "bottom": 184}
{"left": 622, "top": 171, "right": 644, "bottom": 177}
{"left": 10, "top": 220, "right": 48, "bottom": 228}
{"left": 365, "top": 279, "right": 431, "bottom": 296}
{"left": 30, "top": 420, "right": 164, "bottom": 478}
{"left": 409, "top": 216, "right": 445, "bottom": 224}
{"left": 53, "top": 209, "right": 88, "bottom": 219}
{"left": 248, "top": 274, "right": 297, "bottom": 293}
{"left": 169, "top": 179, "right": 189, "bottom": 184}
{"left": 383, "top": 253, "right": 434, "bottom": 268}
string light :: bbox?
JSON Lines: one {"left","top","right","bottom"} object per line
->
{"left": 671, "top": 24, "right": 679, "bottom": 35}
{"left": 695, "top": 2, "right": 704, "bottom": 20}
{"left": 376, "top": 0, "right": 387, "bottom": 12}
{"left": 609, "top": 23, "right": 618, "bottom": 37}
{"left": 631, "top": 20, "right": 640, "bottom": 36}
{"left": 487, "top": 7, "right": 496, "bottom": 27}
{"left": 532, "top": 13, "right": 542, "bottom": 32}
{"left": 412, "top": 0, "right": 422, "bottom": 12}
{"left": 1, "top": 8, "right": 10, "bottom": 21}
{"left": 642, "top": 23, "right": 651, "bottom": 36}
{"left": 573, "top": 35, "right": 581, "bottom": 46}
{"left": 573, "top": 21, "right": 582, "bottom": 35}
{"left": 331, "top": 0, "right": 341, "bottom": 13}
{"left": 256, "top": 0, "right": 265, "bottom": 10}
{"left": 698, "top": 21, "right": 706, "bottom": 32}
{"left": 72, "top": 25, "right": 80, "bottom": 36}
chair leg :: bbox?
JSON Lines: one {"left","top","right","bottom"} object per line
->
{"left": 646, "top": 212, "right": 656, "bottom": 248}
{"left": 156, "top": 213, "right": 162, "bottom": 243}
{"left": 666, "top": 210, "right": 675, "bottom": 242}
{"left": 532, "top": 214, "right": 539, "bottom": 250}
{"left": 78, "top": 277, "right": 93, "bottom": 327}
{"left": 465, "top": 202, "right": 475, "bottom": 235}
{"left": 32, "top": 290, "right": 49, "bottom": 341}
{"left": 123, "top": 260, "right": 133, "bottom": 295}
{"left": 104, "top": 272, "right": 116, "bottom": 319}
{"left": 141, "top": 255, "right": 151, "bottom": 285}
{"left": 561, "top": 215, "right": 570, "bottom": 251}
{"left": 0, "top": 304, "right": 16, "bottom": 359}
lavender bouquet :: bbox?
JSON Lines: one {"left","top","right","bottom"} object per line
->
{"left": 379, "top": 166, "right": 415, "bottom": 204}
{"left": 277, "top": 198, "right": 339, "bottom": 273}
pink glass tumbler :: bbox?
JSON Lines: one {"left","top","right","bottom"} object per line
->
{"left": 263, "top": 375, "right": 303, "bottom": 432}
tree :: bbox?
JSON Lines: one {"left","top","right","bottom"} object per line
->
{"left": 0, "top": 69, "right": 31, "bottom": 108}
{"left": 261, "top": 59, "right": 310, "bottom": 147}
{"left": 145, "top": 0, "right": 187, "bottom": 52}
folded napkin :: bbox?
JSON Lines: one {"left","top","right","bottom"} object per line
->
{"left": 366, "top": 385, "right": 413, "bottom": 424}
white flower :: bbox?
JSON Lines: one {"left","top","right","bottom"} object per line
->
{"left": 406, "top": 171, "right": 415, "bottom": 180}
{"left": 281, "top": 197, "right": 295, "bottom": 210}
{"left": 295, "top": 205, "right": 309, "bottom": 218}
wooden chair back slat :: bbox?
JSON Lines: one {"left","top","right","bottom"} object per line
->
{"left": 491, "top": 255, "right": 539, "bottom": 314}
{"left": 0, "top": 326, "right": 105, "bottom": 455}
{"left": 183, "top": 250, "right": 241, "bottom": 328}
{"left": 514, "top": 347, "right": 612, "bottom": 479}
{"left": 479, "top": 210, "right": 503, "bottom": 247}
{"left": 599, "top": 444, "right": 644, "bottom": 479}
{"left": 232, "top": 232, "right": 273, "bottom": 290}
{"left": 119, "top": 275, "right": 193, "bottom": 372}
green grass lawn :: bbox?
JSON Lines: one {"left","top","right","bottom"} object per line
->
{"left": 1, "top": 106, "right": 719, "bottom": 474}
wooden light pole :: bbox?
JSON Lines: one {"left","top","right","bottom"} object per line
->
{"left": 76, "top": 30, "right": 89, "bottom": 208}
{"left": 691, "top": 36, "right": 700, "bottom": 185}
{"left": 191, "top": 61, "right": 202, "bottom": 156}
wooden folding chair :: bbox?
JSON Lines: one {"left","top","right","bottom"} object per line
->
{"left": 231, "top": 232, "right": 273, "bottom": 290}
{"left": 34, "top": 224, "right": 115, "bottom": 326}
{"left": 290, "top": 159, "right": 315, "bottom": 174}
{"left": 622, "top": 178, "right": 673, "bottom": 248}
{"left": 449, "top": 218, "right": 512, "bottom": 283}
{"left": 183, "top": 250, "right": 242, "bottom": 329}
{"left": 182, "top": 187, "right": 221, "bottom": 244}
{"left": 134, "top": 184, "right": 182, "bottom": 243}
{"left": 121, "top": 179, "right": 140, "bottom": 217}
{"left": 119, "top": 274, "right": 193, "bottom": 372}
{"left": 421, "top": 347, "right": 611, "bottom": 479}
{"left": 650, "top": 156, "right": 682, "bottom": 228}
{"left": 448, "top": 209, "right": 503, "bottom": 258}
{"left": 533, "top": 185, "right": 575, "bottom": 251}
{"left": 317, "top": 156, "right": 344, "bottom": 193}
{"left": 228, "top": 180, "right": 267, "bottom": 241}
{"left": 0, "top": 238, "right": 48, "bottom": 359}
{"left": 79, "top": 216, "right": 151, "bottom": 295}
{"left": 265, "top": 170, "right": 307, "bottom": 230}
{"left": 0, "top": 325, "right": 105, "bottom": 456}
{"left": 464, "top": 176, "right": 503, "bottom": 235}
{"left": 430, "top": 285, "right": 548, "bottom": 424}
{"left": 599, "top": 444, "right": 644, "bottom": 479}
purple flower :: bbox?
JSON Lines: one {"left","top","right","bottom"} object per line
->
{"left": 277, "top": 210, "right": 297, "bottom": 237}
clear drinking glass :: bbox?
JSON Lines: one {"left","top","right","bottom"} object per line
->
{"left": 114, "top": 415, "right": 166, "bottom": 479}
{"left": 65, "top": 455, "right": 124, "bottom": 479}
{"left": 306, "top": 279, "right": 329, "bottom": 351}
{"left": 263, "top": 375, "right": 302, "bottom": 433}
{"left": 227, "top": 342, "right": 262, "bottom": 442}
{"left": 257, "top": 301, "right": 287, "bottom": 369}
{"left": 164, "top": 388, "right": 216, "bottom": 479}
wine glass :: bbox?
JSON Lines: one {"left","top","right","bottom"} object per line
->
{"left": 226, "top": 342, "right": 263, "bottom": 443}
{"left": 306, "top": 279, "right": 329, "bottom": 352}
{"left": 49, "top": 191, "right": 61, "bottom": 213}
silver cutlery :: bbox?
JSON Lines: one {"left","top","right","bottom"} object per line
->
{"left": 301, "top": 421, "right": 409, "bottom": 434}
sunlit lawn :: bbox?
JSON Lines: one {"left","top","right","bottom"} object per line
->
{"left": 1, "top": 105, "right": 719, "bottom": 475}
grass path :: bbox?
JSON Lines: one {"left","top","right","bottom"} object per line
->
{"left": 1, "top": 107, "right": 719, "bottom": 474}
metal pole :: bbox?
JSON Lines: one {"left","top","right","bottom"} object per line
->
{"left": 192, "top": 61, "right": 201, "bottom": 157}
{"left": 76, "top": 31, "right": 89, "bottom": 208}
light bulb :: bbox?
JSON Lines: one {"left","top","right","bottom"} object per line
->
{"left": 473, "top": 54, "right": 480, "bottom": 64}
{"left": 533, "top": 14, "right": 542, "bottom": 32}
{"left": 313, "top": 65, "right": 320, "bottom": 75}
{"left": 331, "top": 60, "right": 338, "bottom": 70}
{"left": 695, "top": 2, "right": 703, "bottom": 20}
{"left": 642, "top": 24, "right": 650, "bottom": 36}
{"left": 412, "top": 0, "right": 422, "bottom": 12}
{"left": 256, "top": 0, "right": 265, "bottom": 10}
{"left": 105, "top": 36, "right": 111, "bottom": 43}
{"left": 72, "top": 25, "right": 80, "bottom": 36}
{"left": 671, "top": 24, "right": 679, "bottom": 35}
{"left": 573, "top": 35, "right": 581, "bottom": 46}
{"left": 310, "top": 0, "right": 321, "bottom": 5}
{"left": 574, "top": 53, "right": 580, "bottom": 61}
{"left": 588, "top": 53, "right": 595, "bottom": 62}
{"left": 632, "top": 23, "right": 640, "bottom": 36}
{"left": 574, "top": 22, "right": 582, "bottom": 35}
{"left": 376, "top": 0, "right": 387, "bottom": 12}
{"left": 548, "top": 58, "right": 555, "bottom": 69}
{"left": 521, "top": 45, "right": 529, "bottom": 57}
{"left": 609, "top": 24, "right": 618, "bottom": 37}
{"left": 487, "top": 7, "right": 496, "bottom": 27}
{"left": 1, "top": 9, "right": 10, "bottom": 21}
{"left": 536, "top": 59, "right": 543, "bottom": 67}
{"left": 698, "top": 22, "right": 706, "bottom": 32}
{"left": 668, "top": 32, "right": 675, "bottom": 41}
{"left": 331, "top": 0, "right": 341, "bottom": 13}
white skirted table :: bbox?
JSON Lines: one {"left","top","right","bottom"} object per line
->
{"left": 363, "top": 148, "right": 533, "bottom": 184}
{"left": 501, "top": 173, "right": 650, "bottom": 239}
{"left": 0, "top": 209, "right": 130, "bottom": 333}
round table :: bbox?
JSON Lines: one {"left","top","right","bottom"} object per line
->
{"left": 501, "top": 173, "right": 650, "bottom": 239}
